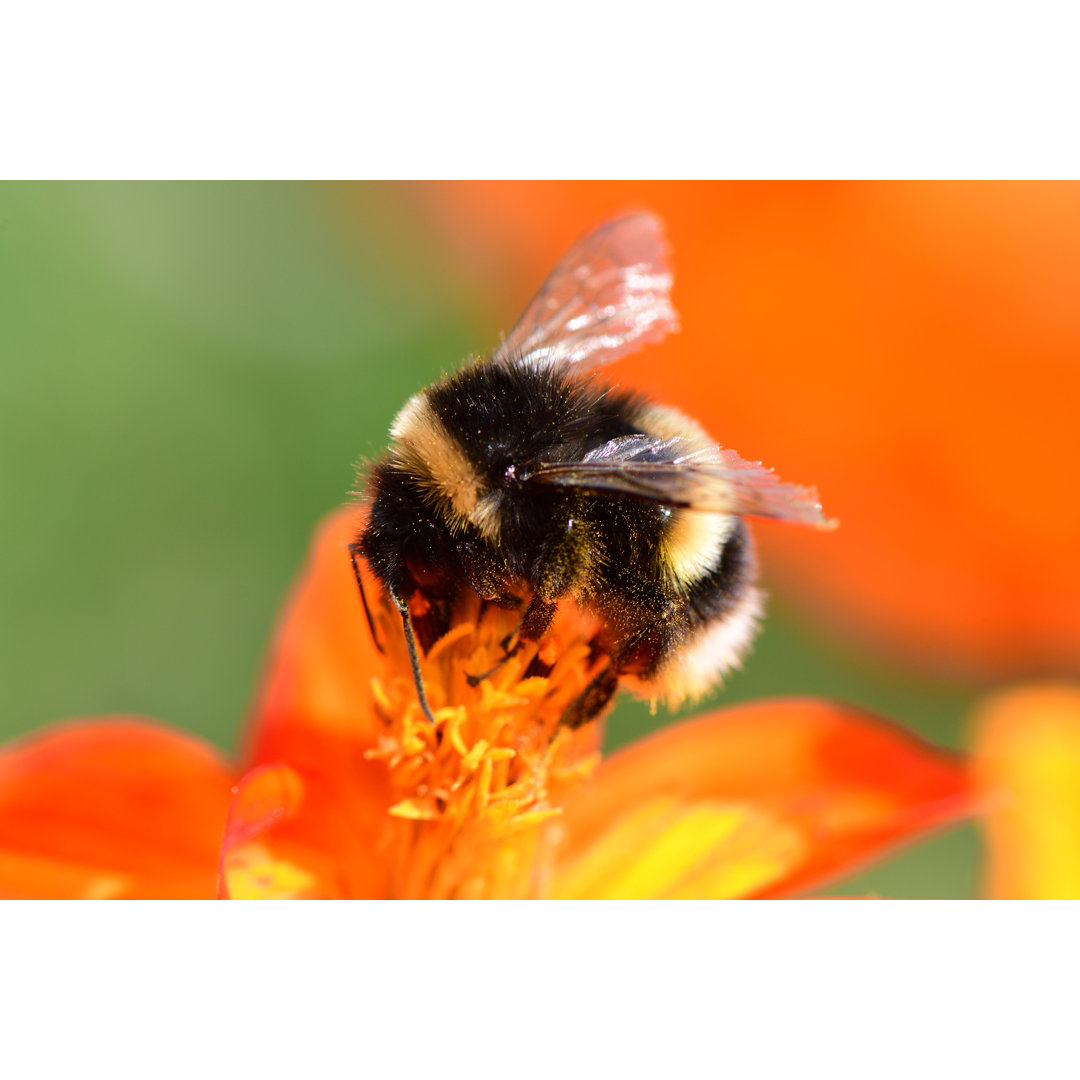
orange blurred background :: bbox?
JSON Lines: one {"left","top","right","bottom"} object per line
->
{"left": 417, "top": 182, "right": 1080, "bottom": 683}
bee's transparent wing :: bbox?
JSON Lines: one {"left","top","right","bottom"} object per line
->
{"left": 527, "top": 434, "right": 836, "bottom": 528}
{"left": 493, "top": 213, "right": 679, "bottom": 372}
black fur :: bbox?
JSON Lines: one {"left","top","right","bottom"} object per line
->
{"left": 358, "top": 361, "right": 753, "bottom": 725}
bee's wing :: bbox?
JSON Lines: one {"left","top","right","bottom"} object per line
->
{"left": 527, "top": 434, "right": 836, "bottom": 528}
{"left": 493, "top": 213, "right": 679, "bottom": 372}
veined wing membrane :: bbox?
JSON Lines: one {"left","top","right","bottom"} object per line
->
{"left": 526, "top": 434, "right": 836, "bottom": 528}
{"left": 494, "top": 213, "right": 678, "bottom": 372}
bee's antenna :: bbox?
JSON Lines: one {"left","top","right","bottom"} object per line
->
{"left": 387, "top": 585, "right": 438, "bottom": 726}
{"left": 348, "top": 543, "right": 385, "bottom": 655}
{"left": 349, "top": 544, "right": 436, "bottom": 723}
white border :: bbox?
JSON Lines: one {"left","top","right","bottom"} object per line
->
{"left": 4, "top": 3, "right": 1079, "bottom": 177}
{"left": 3, "top": 901, "right": 1077, "bottom": 1079}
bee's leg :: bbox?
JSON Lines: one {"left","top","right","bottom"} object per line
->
{"left": 560, "top": 664, "right": 620, "bottom": 730}
{"left": 465, "top": 658, "right": 510, "bottom": 687}
{"left": 348, "top": 542, "right": 385, "bottom": 654}
{"left": 458, "top": 539, "right": 520, "bottom": 609}
{"left": 557, "top": 613, "right": 671, "bottom": 730}
{"left": 387, "top": 584, "right": 438, "bottom": 726}
{"left": 466, "top": 594, "right": 558, "bottom": 687}
{"left": 511, "top": 593, "right": 559, "bottom": 646}
{"left": 464, "top": 638, "right": 525, "bottom": 687}
{"left": 558, "top": 578, "right": 683, "bottom": 728}
{"left": 463, "top": 517, "right": 575, "bottom": 686}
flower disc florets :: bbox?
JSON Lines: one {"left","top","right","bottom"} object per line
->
{"left": 364, "top": 591, "right": 606, "bottom": 899}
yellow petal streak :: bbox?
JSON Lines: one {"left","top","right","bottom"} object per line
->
{"left": 974, "top": 684, "right": 1080, "bottom": 899}
{"left": 365, "top": 589, "right": 606, "bottom": 899}
{"left": 551, "top": 796, "right": 806, "bottom": 899}
{"left": 224, "top": 843, "right": 319, "bottom": 900}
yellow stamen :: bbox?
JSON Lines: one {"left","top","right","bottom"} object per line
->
{"left": 365, "top": 589, "right": 606, "bottom": 899}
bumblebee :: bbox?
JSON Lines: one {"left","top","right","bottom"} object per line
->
{"left": 354, "top": 214, "right": 833, "bottom": 728}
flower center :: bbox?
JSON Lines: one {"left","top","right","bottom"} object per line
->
{"left": 364, "top": 591, "right": 606, "bottom": 899}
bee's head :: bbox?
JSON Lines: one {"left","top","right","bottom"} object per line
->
{"left": 389, "top": 390, "right": 507, "bottom": 543}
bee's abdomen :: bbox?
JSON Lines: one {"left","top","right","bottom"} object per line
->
{"left": 647, "top": 520, "right": 762, "bottom": 705}
{"left": 681, "top": 519, "right": 757, "bottom": 629}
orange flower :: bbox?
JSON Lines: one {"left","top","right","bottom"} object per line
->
{"left": 221, "top": 508, "right": 972, "bottom": 899}
{"left": 0, "top": 721, "right": 231, "bottom": 899}
{"left": 973, "top": 683, "right": 1080, "bottom": 899}
{"left": 0, "top": 508, "right": 971, "bottom": 899}
{"left": 417, "top": 182, "right": 1080, "bottom": 681}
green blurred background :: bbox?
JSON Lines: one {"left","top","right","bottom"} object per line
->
{"left": 0, "top": 182, "right": 979, "bottom": 896}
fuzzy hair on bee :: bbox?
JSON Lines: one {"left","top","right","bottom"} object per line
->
{"left": 354, "top": 213, "right": 835, "bottom": 729}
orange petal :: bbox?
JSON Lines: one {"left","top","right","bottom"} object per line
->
{"left": 219, "top": 756, "right": 391, "bottom": 899}
{"left": 239, "top": 507, "right": 396, "bottom": 896}
{"left": 552, "top": 797, "right": 804, "bottom": 899}
{"left": 554, "top": 698, "right": 971, "bottom": 898}
{"left": 222, "top": 761, "right": 306, "bottom": 852}
{"left": 219, "top": 763, "right": 322, "bottom": 899}
{"left": 0, "top": 719, "right": 233, "bottom": 899}
{"left": 419, "top": 182, "right": 1080, "bottom": 681}
{"left": 972, "top": 683, "right": 1080, "bottom": 899}
{"left": 243, "top": 505, "right": 384, "bottom": 766}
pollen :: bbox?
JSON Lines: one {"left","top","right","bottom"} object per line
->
{"left": 363, "top": 589, "right": 607, "bottom": 899}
